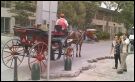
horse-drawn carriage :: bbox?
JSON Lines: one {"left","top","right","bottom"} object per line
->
{"left": 1, "top": 25, "right": 74, "bottom": 72}
{"left": 85, "top": 29, "right": 99, "bottom": 42}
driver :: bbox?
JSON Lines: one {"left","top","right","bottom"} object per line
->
{"left": 56, "top": 13, "right": 69, "bottom": 36}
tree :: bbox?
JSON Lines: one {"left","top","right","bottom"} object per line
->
{"left": 102, "top": 1, "right": 117, "bottom": 10}
{"left": 57, "top": 1, "right": 101, "bottom": 29}
{"left": 103, "top": 1, "right": 134, "bottom": 30}
{"left": 102, "top": 1, "right": 118, "bottom": 33}
{"left": 58, "top": 1, "right": 86, "bottom": 29}
{"left": 9, "top": 1, "right": 36, "bottom": 26}
{"left": 117, "top": 1, "right": 134, "bottom": 30}
{"left": 84, "top": 1, "right": 101, "bottom": 29}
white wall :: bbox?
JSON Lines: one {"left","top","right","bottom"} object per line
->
{"left": 1, "top": 7, "right": 15, "bottom": 34}
{"left": 1, "top": 8, "right": 12, "bottom": 17}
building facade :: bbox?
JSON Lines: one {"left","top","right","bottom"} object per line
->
{"left": 1, "top": 1, "right": 126, "bottom": 40}
{"left": 1, "top": 1, "right": 36, "bottom": 34}
{"left": 1, "top": 1, "right": 15, "bottom": 34}
{"left": 91, "top": 7, "right": 126, "bottom": 39}
{"left": 1, "top": 1, "right": 58, "bottom": 34}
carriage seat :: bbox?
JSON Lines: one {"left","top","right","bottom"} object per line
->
{"left": 51, "top": 25, "right": 65, "bottom": 37}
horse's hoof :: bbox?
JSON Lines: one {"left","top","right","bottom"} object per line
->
{"left": 79, "top": 55, "right": 81, "bottom": 57}
{"left": 76, "top": 55, "right": 78, "bottom": 57}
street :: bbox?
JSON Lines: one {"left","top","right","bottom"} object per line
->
{"left": 1, "top": 37, "right": 134, "bottom": 81}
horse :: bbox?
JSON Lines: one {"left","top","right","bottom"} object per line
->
{"left": 65, "top": 29, "right": 85, "bottom": 57}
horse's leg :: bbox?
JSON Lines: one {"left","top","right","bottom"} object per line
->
{"left": 79, "top": 43, "right": 82, "bottom": 57}
{"left": 76, "top": 44, "right": 78, "bottom": 57}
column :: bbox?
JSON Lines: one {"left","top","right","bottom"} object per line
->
{"left": 10, "top": 17, "right": 15, "bottom": 34}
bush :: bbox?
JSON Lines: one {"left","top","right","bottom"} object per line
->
{"left": 116, "top": 32, "right": 123, "bottom": 37}
{"left": 96, "top": 31, "right": 110, "bottom": 40}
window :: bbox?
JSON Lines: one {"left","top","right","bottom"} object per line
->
{"left": 5, "top": 18, "right": 10, "bottom": 33}
{"left": 104, "top": 15, "right": 111, "bottom": 21}
{"left": 1, "top": 1, "right": 5, "bottom": 7}
{"left": 95, "top": 25, "right": 103, "bottom": 31}
{"left": 96, "top": 11, "right": 104, "bottom": 20}
{"left": 1, "top": 17, "right": 4, "bottom": 33}
{"left": 15, "top": 18, "right": 36, "bottom": 27}
{"left": 29, "top": 19, "right": 35, "bottom": 27}
{"left": 1, "top": 17, "right": 10, "bottom": 33}
{"left": 1, "top": 1, "right": 11, "bottom": 8}
{"left": 105, "top": 26, "right": 110, "bottom": 33}
{"left": 118, "top": 27, "right": 121, "bottom": 33}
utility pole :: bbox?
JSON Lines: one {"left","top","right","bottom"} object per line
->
{"left": 36, "top": 1, "right": 58, "bottom": 81}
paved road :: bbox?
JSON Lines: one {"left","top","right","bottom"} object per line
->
{"left": 1, "top": 36, "right": 134, "bottom": 81}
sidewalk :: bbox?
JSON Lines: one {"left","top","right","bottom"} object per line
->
{"left": 40, "top": 54, "right": 134, "bottom": 81}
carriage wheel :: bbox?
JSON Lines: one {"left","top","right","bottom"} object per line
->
{"left": 1, "top": 39, "right": 25, "bottom": 69}
{"left": 51, "top": 42, "right": 62, "bottom": 60}
{"left": 28, "top": 42, "right": 48, "bottom": 73}
{"left": 63, "top": 46, "right": 74, "bottom": 62}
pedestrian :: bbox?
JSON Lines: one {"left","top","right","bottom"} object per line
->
{"left": 117, "top": 33, "right": 130, "bottom": 73}
{"left": 55, "top": 13, "right": 69, "bottom": 36}
{"left": 110, "top": 35, "right": 121, "bottom": 69}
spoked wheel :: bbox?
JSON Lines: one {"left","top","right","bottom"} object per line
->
{"left": 1, "top": 39, "right": 25, "bottom": 69}
{"left": 28, "top": 42, "right": 48, "bottom": 73}
{"left": 51, "top": 42, "right": 62, "bottom": 60}
{"left": 63, "top": 46, "right": 74, "bottom": 62}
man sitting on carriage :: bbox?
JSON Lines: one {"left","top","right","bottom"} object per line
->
{"left": 55, "top": 13, "right": 69, "bottom": 36}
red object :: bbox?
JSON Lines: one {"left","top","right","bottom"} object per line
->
{"left": 57, "top": 18, "right": 67, "bottom": 30}
{"left": 52, "top": 31, "right": 65, "bottom": 36}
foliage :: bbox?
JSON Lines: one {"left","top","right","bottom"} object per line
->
{"left": 96, "top": 31, "right": 110, "bottom": 40}
{"left": 116, "top": 32, "right": 123, "bottom": 37}
{"left": 57, "top": 1, "right": 101, "bottom": 29}
{"left": 9, "top": 1, "right": 36, "bottom": 26}
{"left": 118, "top": 1, "right": 134, "bottom": 30}
{"left": 84, "top": 1, "right": 101, "bottom": 28}
{"left": 8, "top": 1, "right": 134, "bottom": 30}
{"left": 103, "top": 1, "right": 134, "bottom": 30}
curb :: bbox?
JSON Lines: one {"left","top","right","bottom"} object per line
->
{"left": 29, "top": 56, "right": 114, "bottom": 80}
{"left": 40, "top": 64, "right": 95, "bottom": 79}
{"left": 87, "top": 56, "right": 114, "bottom": 63}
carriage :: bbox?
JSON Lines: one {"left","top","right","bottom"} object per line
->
{"left": 1, "top": 25, "right": 74, "bottom": 72}
{"left": 85, "top": 29, "right": 99, "bottom": 42}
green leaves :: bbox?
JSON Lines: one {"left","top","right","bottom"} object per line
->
{"left": 9, "top": 1, "right": 36, "bottom": 26}
{"left": 9, "top": 1, "right": 133, "bottom": 30}
{"left": 104, "top": 1, "right": 134, "bottom": 30}
{"left": 58, "top": 1, "right": 100, "bottom": 29}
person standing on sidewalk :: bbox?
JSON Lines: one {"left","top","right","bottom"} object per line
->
{"left": 110, "top": 35, "right": 121, "bottom": 69}
{"left": 117, "top": 33, "right": 130, "bottom": 73}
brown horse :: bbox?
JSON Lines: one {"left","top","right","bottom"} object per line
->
{"left": 65, "top": 30, "right": 85, "bottom": 57}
